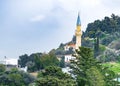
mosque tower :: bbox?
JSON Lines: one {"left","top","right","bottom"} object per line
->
{"left": 75, "top": 13, "right": 82, "bottom": 49}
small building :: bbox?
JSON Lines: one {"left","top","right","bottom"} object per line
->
{"left": 0, "top": 58, "right": 18, "bottom": 71}
{"left": 64, "top": 43, "right": 76, "bottom": 51}
{"left": 64, "top": 54, "right": 76, "bottom": 62}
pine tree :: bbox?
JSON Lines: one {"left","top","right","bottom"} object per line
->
{"left": 71, "top": 47, "right": 105, "bottom": 86}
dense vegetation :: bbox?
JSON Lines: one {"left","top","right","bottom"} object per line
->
{"left": 81, "top": 14, "right": 120, "bottom": 63}
{"left": 2, "top": 46, "right": 120, "bottom": 86}
{"left": 102, "top": 62, "right": 120, "bottom": 74}
{"left": 18, "top": 52, "right": 60, "bottom": 72}
{"left": 32, "top": 47, "right": 120, "bottom": 86}
{"left": 0, "top": 64, "right": 35, "bottom": 86}
{"left": 71, "top": 47, "right": 119, "bottom": 86}
{"left": 53, "top": 14, "right": 120, "bottom": 63}
{"left": 35, "top": 66, "right": 76, "bottom": 86}
{"left": 84, "top": 14, "right": 120, "bottom": 38}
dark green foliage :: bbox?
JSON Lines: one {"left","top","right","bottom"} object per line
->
{"left": 28, "top": 52, "right": 59, "bottom": 72}
{"left": 82, "top": 14, "right": 120, "bottom": 63}
{"left": 0, "top": 68, "right": 35, "bottom": 86}
{"left": 94, "top": 37, "right": 100, "bottom": 58}
{"left": 18, "top": 53, "right": 42, "bottom": 68}
{"left": 39, "top": 52, "right": 60, "bottom": 68}
{"left": 18, "top": 52, "right": 60, "bottom": 72}
{"left": 70, "top": 47, "right": 120, "bottom": 86}
{"left": 38, "top": 66, "right": 64, "bottom": 78}
{"left": 60, "top": 56, "right": 65, "bottom": 68}
{"left": 36, "top": 76, "right": 76, "bottom": 86}
{"left": 84, "top": 14, "right": 120, "bottom": 38}
{"left": 18, "top": 54, "right": 29, "bottom": 67}
{"left": 82, "top": 38, "right": 94, "bottom": 48}
{"left": 71, "top": 47, "right": 106, "bottom": 86}
{"left": 0, "top": 64, "right": 6, "bottom": 74}
{"left": 36, "top": 66, "right": 76, "bottom": 86}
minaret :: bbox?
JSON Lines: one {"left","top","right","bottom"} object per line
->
{"left": 75, "top": 13, "right": 82, "bottom": 49}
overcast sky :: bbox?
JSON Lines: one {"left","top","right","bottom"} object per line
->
{"left": 0, "top": 0, "right": 120, "bottom": 59}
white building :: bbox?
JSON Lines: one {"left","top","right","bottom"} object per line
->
{"left": 64, "top": 55, "right": 76, "bottom": 62}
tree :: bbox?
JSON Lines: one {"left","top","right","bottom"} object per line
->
{"left": 84, "top": 14, "right": 120, "bottom": 38}
{"left": 0, "top": 68, "right": 35, "bottom": 86}
{"left": 19, "top": 52, "right": 60, "bottom": 72}
{"left": 94, "top": 37, "right": 99, "bottom": 58}
{"left": 36, "top": 76, "right": 76, "bottom": 86}
{"left": 36, "top": 66, "right": 76, "bottom": 86}
{"left": 100, "top": 66, "right": 119, "bottom": 86}
{"left": 38, "top": 52, "right": 60, "bottom": 69}
{"left": 18, "top": 54, "right": 29, "bottom": 67}
{"left": 86, "top": 66, "right": 105, "bottom": 86}
{"left": 0, "top": 64, "right": 5, "bottom": 74}
{"left": 60, "top": 56, "right": 65, "bottom": 68}
{"left": 18, "top": 53, "right": 42, "bottom": 68}
{"left": 71, "top": 47, "right": 105, "bottom": 86}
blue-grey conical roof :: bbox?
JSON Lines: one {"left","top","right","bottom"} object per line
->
{"left": 77, "top": 13, "right": 81, "bottom": 26}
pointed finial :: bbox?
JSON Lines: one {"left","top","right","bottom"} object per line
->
{"left": 77, "top": 12, "right": 81, "bottom": 26}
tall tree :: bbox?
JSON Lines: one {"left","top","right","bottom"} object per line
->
{"left": 71, "top": 47, "right": 105, "bottom": 86}
{"left": 94, "top": 37, "right": 99, "bottom": 58}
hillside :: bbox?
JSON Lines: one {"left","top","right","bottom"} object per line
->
{"left": 84, "top": 14, "right": 120, "bottom": 38}
{"left": 55, "top": 14, "right": 120, "bottom": 63}
{"left": 82, "top": 14, "right": 120, "bottom": 62}
{"left": 18, "top": 14, "right": 120, "bottom": 70}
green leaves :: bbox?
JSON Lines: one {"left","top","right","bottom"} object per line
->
{"left": 85, "top": 14, "right": 120, "bottom": 38}
{"left": 0, "top": 68, "right": 35, "bottom": 86}
{"left": 0, "top": 64, "right": 6, "bottom": 74}
{"left": 36, "top": 66, "right": 76, "bottom": 86}
{"left": 26, "top": 52, "right": 60, "bottom": 72}
{"left": 71, "top": 47, "right": 106, "bottom": 86}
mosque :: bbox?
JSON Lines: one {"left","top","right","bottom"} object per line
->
{"left": 64, "top": 13, "right": 82, "bottom": 62}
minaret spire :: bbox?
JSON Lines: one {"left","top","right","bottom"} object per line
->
{"left": 77, "top": 12, "right": 81, "bottom": 26}
{"left": 75, "top": 12, "right": 82, "bottom": 49}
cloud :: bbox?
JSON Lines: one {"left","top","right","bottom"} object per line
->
{"left": 81, "top": 0, "right": 101, "bottom": 6}
{"left": 102, "top": 0, "right": 120, "bottom": 8}
{"left": 30, "top": 15, "right": 45, "bottom": 22}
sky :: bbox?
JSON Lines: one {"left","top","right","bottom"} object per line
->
{"left": 0, "top": 0, "right": 120, "bottom": 60}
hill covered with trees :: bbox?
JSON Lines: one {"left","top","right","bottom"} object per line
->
{"left": 54, "top": 13, "right": 120, "bottom": 63}
{"left": 82, "top": 14, "right": 120, "bottom": 62}
{"left": 18, "top": 14, "right": 120, "bottom": 71}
